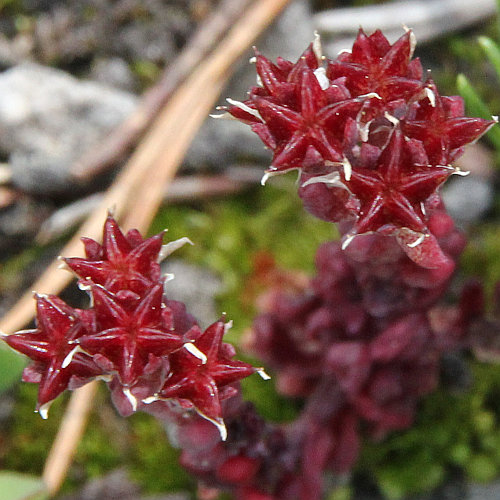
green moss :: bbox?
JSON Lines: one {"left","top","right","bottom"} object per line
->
{"left": 461, "top": 224, "right": 500, "bottom": 295}
{"left": 3, "top": 383, "right": 66, "bottom": 474}
{"left": 358, "top": 362, "right": 500, "bottom": 498}
{"left": 127, "top": 413, "right": 194, "bottom": 494}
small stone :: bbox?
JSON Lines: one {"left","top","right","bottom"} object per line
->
{"left": 90, "top": 57, "right": 137, "bottom": 93}
{"left": 162, "top": 259, "right": 222, "bottom": 328}
{"left": 468, "top": 481, "right": 500, "bottom": 500}
{"left": 0, "top": 63, "right": 138, "bottom": 196}
{"left": 442, "top": 175, "right": 493, "bottom": 225}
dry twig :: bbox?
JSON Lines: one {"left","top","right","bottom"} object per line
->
{"left": 37, "top": 167, "right": 263, "bottom": 244}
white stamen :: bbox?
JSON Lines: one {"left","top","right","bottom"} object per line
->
{"left": 123, "top": 387, "right": 138, "bottom": 411}
{"left": 215, "top": 419, "right": 228, "bottom": 441}
{"left": 404, "top": 26, "right": 417, "bottom": 58}
{"left": 342, "top": 157, "right": 352, "bottom": 181}
{"left": 313, "top": 31, "right": 323, "bottom": 62}
{"left": 452, "top": 168, "right": 470, "bottom": 177}
{"left": 57, "top": 256, "right": 72, "bottom": 271}
{"left": 424, "top": 87, "right": 436, "bottom": 107}
{"left": 62, "top": 345, "right": 83, "bottom": 368}
{"left": 197, "top": 415, "right": 227, "bottom": 441}
{"left": 342, "top": 234, "right": 355, "bottom": 250}
{"left": 260, "top": 170, "right": 283, "bottom": 185}
{"left": 492, "top": 115, "right": 499, "bottom": 122}
{"left": 226, "top": 98, "right": 262, "bottom": 121}
{"left": 301, "top": 171, "right": 345, "bottom": 189}
{"left": 257, "top": 368, "right": 271, "bottom": 380}
{"left": 209, "top": 112, "right": 235, "bottom": 120}
{"left": 142, "top": 395, "right": 158, "bottom": 405}
{"left": 420, "top": 202, "right": 426, "bottom": 216}
{"left": 384, "top": 112, "right": 400, "bottom": 126}
{"left": 164, "top": 273, "right": 175, "bottom": 283}
{"left": 78, "top": 281, "right": 92, "bottom": 292}
{"left": 407, "top": 234, "right": 425, "bottom": 248}
{"left": 249, "top": 56, "right": 257, "bottom": 64}
{"left": 358, "top": 120, "right": 372, "bottom": 142}
{"left": 38, "top": 402, "right": 51, "bottom": 420}
{"left": 314, "top": 67, "right": 329, "bottom": 90}
{"left": 224, "top": 320, "right": 234, "bottom": 334}
{"left": 158, "top": 237, "right": 194, "bottom": 262}
{"left": 184, "top": 342, "right": 207, "bottom": 364}
{"left": 357, "top": 92, "right": 382, "bottom": 101}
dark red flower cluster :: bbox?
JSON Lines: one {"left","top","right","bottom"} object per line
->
{"left": 4, "top": 215, "right": 262, "bottom": 437}
{"left": 246, "top": 227, "right": 474, "bottom": 498}
{"left": 225, "top": 29, "right": 494, "bottom": 268}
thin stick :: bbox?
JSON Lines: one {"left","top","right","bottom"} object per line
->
{"left": 42, "top": 382, "right": 98, "bottom": 495}
{"left": 71, "top": 0, "right": 252, "bottom": 181}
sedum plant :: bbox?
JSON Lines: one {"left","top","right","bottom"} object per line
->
{"left": 3, "top": 28, "right": 498, "bottom": 500}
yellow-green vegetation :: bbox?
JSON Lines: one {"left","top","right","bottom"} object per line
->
{"left": 357, "top": 362, "right": 500, "bottom": 499}
{"left": 150, "top": 178, "right": 337, "bottom": 342}
{"left": 4, "top": 384, "right": 194, "bottom": 496}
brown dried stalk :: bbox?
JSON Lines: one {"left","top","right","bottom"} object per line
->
{"left": 71, "top": 0, "right": 252, "bottom": 181}
{"left": 0, "top": 0, "right": 293, "bottom": 495}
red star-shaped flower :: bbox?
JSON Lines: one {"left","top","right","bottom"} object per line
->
{"left": 4, "top": 295, "right": 101, "bottom": 415}
{"left": 252, "top": 71, "right": 365, "bottom": 172}
{"left": 151, "top": 321, "right": 264, "bottom": 439}
{"left": 75, "top": 284, "right": 186, "bottom": 391}
{"left": 327, "top": 29, "right": 423, "bottom": 102}
{"left": 227, "top": 42, "right": 320, "bottom": 124}
{"left": 402, "top": 81, "right": 496, "bottom": 164}
{"left": 346, "top": 129, "right": 452, "bottom": 236}
{"left": 64, "top": 215, "right": 165, "bottom": 296}
{"left": 225, "top": 40, "right": 365, "bottom": 175}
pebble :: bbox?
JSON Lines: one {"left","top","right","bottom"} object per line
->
{"left": 0, "top": 62, "right": 138, "bottom": 195}
{"left": 162, "top": 259, "right": 222, "bottom": 328}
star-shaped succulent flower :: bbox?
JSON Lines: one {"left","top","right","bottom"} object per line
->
{"left": 224, "top": 40, "right": 363, "bottom": 176}
{"left": 251, "top": 75, "right": 365, "bottom": 173}
{"left": 64, "top": 215, "right": 163, "bottom": 295}
{"left": 4, "top": 295, "right": 101, "bottom": 416}
{"left": 345, "top": 129, "right": 452, "bottom": 237}
{"left": 327, "top": 29, "right": 423, "bottom": 101}
{"left": 64, "top": 215, "right": 192, "bottom": 296}
{"left": 75, "top": 284, "right": 186, "bottom": 391}
{"left": 149, "top": 321, "right": 266, "bottom": 439}
{"left": 402, "top": 81, "right": 496, "bottom": 165}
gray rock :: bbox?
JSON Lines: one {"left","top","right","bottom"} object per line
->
{"left": 57, "top": 467, "right": 190, "bottom": 500}
{"left": 442, "top": 175, "right": 494, "bottom": 225}
{"left": 186, "top": 0, "right": 316, "bottom": 171}
{"left": 0, "top": 63, "right": 138, "bottom": 195}
{"left": 89, "top": 57, "right": 137, "bottom": 93}
{"left": 58, "top": 469, "right": 140, "bottom": 500}
{"left": 162, "top": 259, "right": 222, "bottom": 328}
{"left": 469, "top": 481, "right": 500, "bottom": 500}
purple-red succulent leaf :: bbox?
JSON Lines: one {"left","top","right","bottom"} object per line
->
{"left": 397, "top": 229, "right": 453, "bottom": 269}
